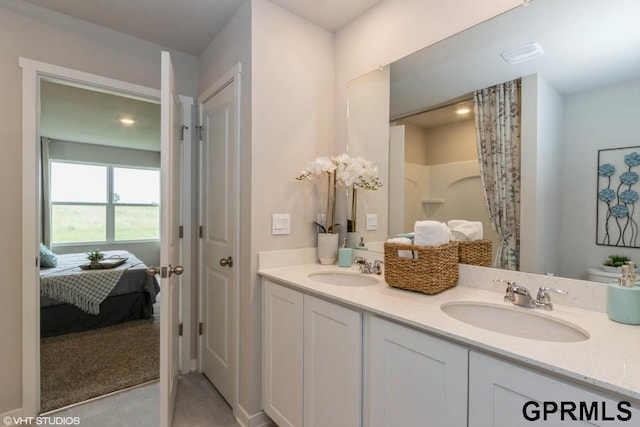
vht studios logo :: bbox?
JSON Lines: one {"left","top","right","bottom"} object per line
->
{"left": 523, "top": 401, "right": 633, "bottom": 422}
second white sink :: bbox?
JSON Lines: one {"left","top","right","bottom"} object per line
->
{"left": 441, "top": 301, "right": 589, "bottom": 343}
{"left": 308, "top": 271, "right": 379, "bottom": 287}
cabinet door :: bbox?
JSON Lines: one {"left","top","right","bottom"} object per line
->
{"left": 469, "top": 351, "right": 639, "bottom": 426}
{"left": 304, "top": 295, "right": 362, "bottom": 427}
{"left": 263, "top": 280, "right": 304, "bottom": 427}
{"left": 369, "top": 316, "right": 468, "bottom": 427}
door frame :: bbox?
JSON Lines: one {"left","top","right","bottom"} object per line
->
{"left": 197, "top": 63, "right": 241, "bottom": 415}
{"left": 19, "top": 57, "right": 193, "bottom": 416}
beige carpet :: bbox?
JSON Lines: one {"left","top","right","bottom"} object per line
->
{"left": 40, "top": 319, "right": 160, "bottom": 413}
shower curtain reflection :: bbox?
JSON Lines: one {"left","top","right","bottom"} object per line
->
{"left": 473, "top": 79, "right": 521, "bottom": 270}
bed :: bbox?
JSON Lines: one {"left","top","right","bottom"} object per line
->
{"left": 39, "top": 250, "right": 160, "bottom": 337}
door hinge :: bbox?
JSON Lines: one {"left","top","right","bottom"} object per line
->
{"left": 179, "top": 225, "right": 184, "bottom": 238}
{"left": 178, "top": 323, "right": 183, "bottom": 336}
{"left": 180, "top": 125, "right": 188, "bottom": 142}
{"left": 196, "top": 125, "right": 204, "bottom": 141}
{"left": 199, "top": 322, "right": 203, "bottom": 335}
{"left": 199, "top": 225, "right": 203, "bottom": 238}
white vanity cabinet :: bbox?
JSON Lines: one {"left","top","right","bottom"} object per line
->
{"left": 469, "top": 351, "right": 639, "bottom": 426}
{"left": 368, "top": 316, "right": 469, "bottom": 427}
{"left": 263, "top": 280, "right": 362, "bottom": 427}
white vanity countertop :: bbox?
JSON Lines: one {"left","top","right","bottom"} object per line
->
{"left": 258, "top": 263, "right": 640, "bottom": 401}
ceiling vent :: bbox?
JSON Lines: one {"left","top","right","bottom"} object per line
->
{"left": 500, "top": 42, "right": 544, "bottom": 64}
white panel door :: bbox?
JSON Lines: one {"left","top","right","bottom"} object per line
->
{"left": 263, "top": 280, "right": 304, "bottom": 427}
{"left": 369, "top": 316, "right": 468, "bottom": 427}
{"left": 159, "top": 50, "right": 183, "bottom": 427}
{"left": 199, "top": 74, "right": 238, "bottom": 407}
{"left": 304, "top": 295, "right": 362, "bottom": 427}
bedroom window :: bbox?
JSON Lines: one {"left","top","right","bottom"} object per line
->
{"left": 50, "top": 162, "right": 160, "bottom": 244}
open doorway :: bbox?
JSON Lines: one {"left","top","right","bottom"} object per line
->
{"left": 38, "top": 79, "right": 163, "bottom": 412}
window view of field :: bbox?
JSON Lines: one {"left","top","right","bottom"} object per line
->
{"left": 115, "top": 206, "right": 160, "bottom": 240}
{"left": 50, "top": 162, "right": 161, "bottom": 244}
{"left": 52, "top": 205, "right": 159, "bottom": 243}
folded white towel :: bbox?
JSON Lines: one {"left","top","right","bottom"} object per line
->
{"left": 447, "top": 220, "right": 483, "bottom": 241}
{"left": 387, "top": 237, "right": 413, "bottom": 258}
{"left": 414, "top": 221, "right": 451, "bottom": 246}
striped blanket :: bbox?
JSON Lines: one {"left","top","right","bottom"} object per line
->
{"left": 40, "top": 251, "right": 143, "bottom": 315}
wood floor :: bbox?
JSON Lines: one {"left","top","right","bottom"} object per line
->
{"left": 47, "top": 373, "right": 239, "bottom": 427}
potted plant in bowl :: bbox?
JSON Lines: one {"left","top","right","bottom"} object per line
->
{"left": 602, "top": 255, "right": 632, "bottom": 273}
{"left": 86, "top": 249, "right": 105, "bottom": 268}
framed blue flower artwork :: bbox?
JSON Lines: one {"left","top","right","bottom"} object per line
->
{"left": 597, "top": 146, "right": 640, "bottom": 247}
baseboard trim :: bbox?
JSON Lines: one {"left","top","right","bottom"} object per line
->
{"left": 1, "top": 407, "right": 23, "bottom": 421}
{"left": 190, "top": 358, "right": 197, "bottom": 372}
{"left": 237, "top": 405, "right": 274, "bottom": 427}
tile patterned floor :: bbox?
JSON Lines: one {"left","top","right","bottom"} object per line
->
{"left": 47, "top": 373, "right": 239, "bottom": 427}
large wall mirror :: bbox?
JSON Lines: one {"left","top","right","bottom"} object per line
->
{"left": 347, "top": 0, "right": 640, "bottom": 281}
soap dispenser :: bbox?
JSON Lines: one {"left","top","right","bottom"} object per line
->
{"left": 607, "top": 262, "right": 640, "bottom": 325}
{"left": 338, "top": 238, "right": 353, "bottom": 268}
{"left": 357, "top": 236, "right": 368, "bottom": 251}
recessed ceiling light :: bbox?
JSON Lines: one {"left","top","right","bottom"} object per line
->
{"left": 501, "top": 42, "right": 544, "bottom": 64}
{"left": 120, "top": 118, "right": 135, "bottom": 125}
{"left": 455, "top": 107, "right": 471, "bottom": 115}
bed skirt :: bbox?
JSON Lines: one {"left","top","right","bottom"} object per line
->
{"left": 41, "top": 292, "right": 155, "bottom": 338}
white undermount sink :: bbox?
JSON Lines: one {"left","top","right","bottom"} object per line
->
{"left": 308, "top": 271, "right": 379, "bottom": 287}
{"left": 440, "top": 301, "right": 590, "bottom": 343}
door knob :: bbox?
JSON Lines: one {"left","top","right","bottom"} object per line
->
{"left": 220, "top": 256, "right": 233, "bottom": 267}
{"left": 169, "top": 265, "right": 184, "bottom": 277}
{"left": 147, "top": 265, "right": 184, "bottom": 278}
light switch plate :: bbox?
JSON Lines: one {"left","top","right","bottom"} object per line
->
{"left": 366, "top": 213, "right": 378, "bottom": 231}
{"left": 272, "top": 213, "right": 290, "bottom": 235}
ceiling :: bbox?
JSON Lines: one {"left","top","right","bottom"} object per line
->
{"left": 396, "top": 94, "right": 473, "bottom": 129}
{"left": 390, "top": 0, "right": 640, "bottom": 119}
{"left": 22, "top": 0, "right": 383, "bottom": 55}
{"left": 30, "top": 0, "right": 383, "bottom": 150}
{"left": 40, "top": 80, "right": 160, "bottom": 151}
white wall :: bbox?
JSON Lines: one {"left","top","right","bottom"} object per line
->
{"left": 0, "top": 0, "right": 198, "bottom": 413}
{"left": 403, "top": 123, "right": 429, "bottom": 164}
{"left": 560, "top": 79, "right": 640, "bottom": 279}
{"left": 48, "top": 139, "right": 161, "bottom": 168}
{"left": 346, "top": 66, "right": 389, "bottom": 243}
{"left": 198, "top": 0, "right": 253, "bottom": 413}
{"left": 520, "top": 74, "right": 564, "bottom": 275}
{"left": 200, "top": 0, "right": 335, "bottom": 418}
{"left": 335, "top": 0, "right": 523, "bottom": 240}
{"left": 534, "top": 76, "right": 564, "bottom": 276}
{"left": 251, "top": 0, "right": 335, "bottom": 414}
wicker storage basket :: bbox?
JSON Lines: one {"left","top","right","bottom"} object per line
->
{"left": 383, "top": 241, "right": 459, "bottom": 295}
{"left": 457, "top": 239, "right": 492, "bottom": 267}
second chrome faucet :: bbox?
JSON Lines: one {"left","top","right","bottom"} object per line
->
{"left": 354, "top": 257, "right": 383, "bottom": 275}
{"left": 494, "top": 279, "right": 567, "bottom": 310}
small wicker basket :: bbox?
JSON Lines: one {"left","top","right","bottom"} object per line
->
{"left": 383, "top": 241, "right": 459, "bottom": 295}
{"left": 457, "top": 240, "right": 492, "bottom": 267}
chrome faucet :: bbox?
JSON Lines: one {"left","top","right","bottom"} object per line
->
{"left": 354, "top": 256, "right": 372, "bottom": 273}
{"left": 354, "top": 257, "right": 383, "bottom": 275}
{"left": 373, "top": 260, "right": 384, "bottom": 275}
{"left": 494, "top": 280, "right": 567, "bottom": 310}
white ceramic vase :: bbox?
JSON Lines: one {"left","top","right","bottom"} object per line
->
{"left": 317, "top": 233, "right": 339, "bottom": 265}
